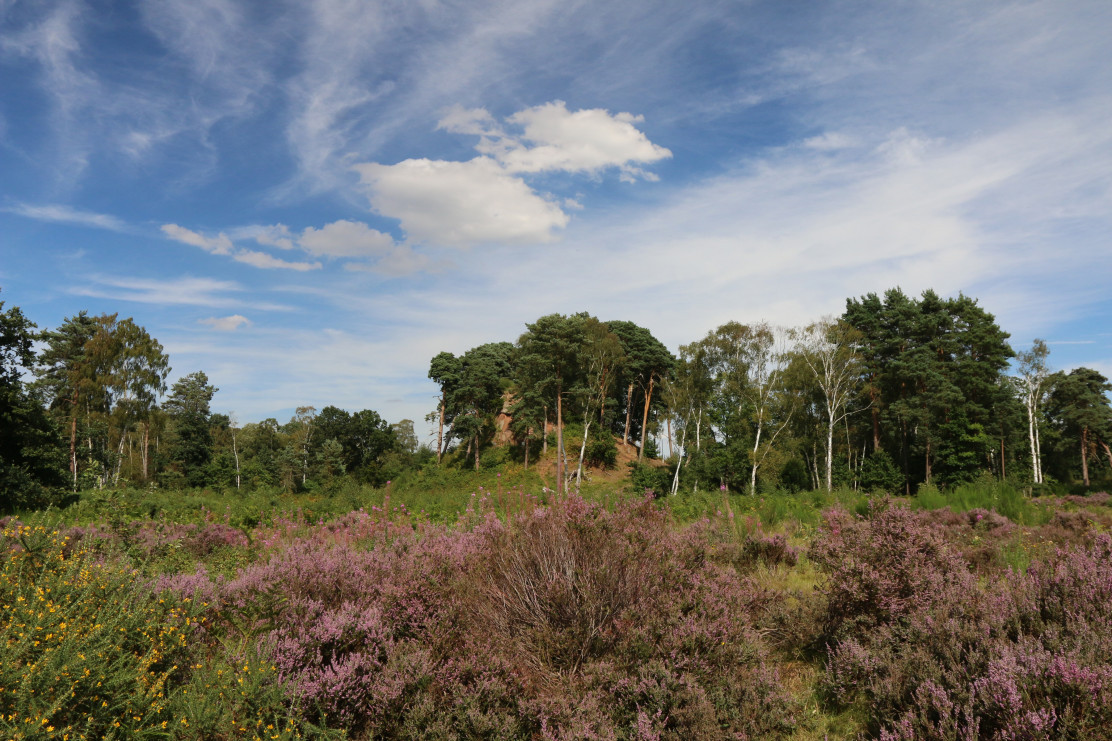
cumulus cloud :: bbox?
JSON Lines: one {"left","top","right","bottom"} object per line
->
{"left": 299, "top": 219, "right": 395, "bottom": 258}
{"left": 355, "top": 157, "right": 569, "bottom": 246}
{"left": 356, "top": 101, "right": 668, "bottom": 247}
{"left": 199, "top": 314, "right": 252, "bottom": 331}
{"left": 499, "top": 101, "right": 672, "bottom": 177}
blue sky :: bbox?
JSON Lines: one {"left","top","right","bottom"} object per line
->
{"left": 2, "top": 0, "right": 1110, "bottom": 438}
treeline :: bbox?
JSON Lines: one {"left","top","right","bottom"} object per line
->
{"left": 0, "top": 291, "right": 422, "bottom": 512}
{"left": 431, "top": 288, "right": 1112, "bottom": 496}
{"left": 3, "top": 286, "right": 1112, "bottom": 512}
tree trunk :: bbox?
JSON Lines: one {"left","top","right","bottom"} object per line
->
{"left": 112, "top": 432, "right": 127, "bottom": 486}
{"left": 141, "top": 421, "right": 150, "bottom": 482}
{"left": 1081, "top": 426, "right": 1090, "bottom": 487}
{"left": 811, "top": 441, "right": 820, "bottom": 491}
{"left": 69, "top": 389, "right": 78, "bottom": 491}
{"left": 639, "top": 375, "right": 654, "bottom": 462}
{"left": 623, "top": 383, "right": 634, "bottom": 447}
{"left": 436, "top": 394, "right": 445, "bottom": 465}
{"left": 925, "top": 436, "right": 933, "bottom": 485}
{"left": 542, "top": 407, "right": 549, "bottom": 455}
{"left": 871, "top": 393, "right": 880, "bottom": 452}
{"left": 474, "top": 433, "right": 480, "bottom": 471}
{"left": 1034, "top": 417, "right": 1043, "bottom": 484}
{"left": 671, "top": 419, "right": 688, "bottom": 496}
{"left": 232, "top": 427, "right": 241, "bottom": 490}
{"left": 1027, "top": 401, "right": 1039, "bottom": 484}
{"left": 1101, "top": 439, "right": 1112, "bottom": 471}
{"left": 750, "top": 415, "right": 763, "bottom": 496}
{"left": 1000, "top": 437, "right": 1006, "bottom": 481}
{"left": 576, "top": 419, "right": 590, "bottom": 489}
{"left": 901, "top": 418, "right": 910, "bottom": 496}
{"left": 556, "top": 388, "right": 564, "bottom": 495}
{"left": 826, "top": 412, "right": 835, "bottom": 491}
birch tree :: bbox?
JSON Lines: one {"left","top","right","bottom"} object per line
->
{"left": 794, "top": 317, "right": 864, "bottom": 491}
{"left": 1014, "top": 339, "right": 1050, "bottom": 484}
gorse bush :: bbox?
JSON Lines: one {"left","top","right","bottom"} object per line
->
{"left": 0, "top": 524, "right": 193, "bottom": 740}
{"left": 0, "top": 524, "right": 342, "bottom": 741}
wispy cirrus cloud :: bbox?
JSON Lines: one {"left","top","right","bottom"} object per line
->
{"left": 70, "top": 275, "right": 289, "bottom": 311}
{"left": 4, "top": 202, "right": 130, "bottom": 231}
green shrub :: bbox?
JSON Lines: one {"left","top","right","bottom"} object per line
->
{"left": 0, "top": 524, "right": 195, "bottom": 739}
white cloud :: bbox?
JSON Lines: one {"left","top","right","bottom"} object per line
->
{"left": 233, "top": 249, "right": 321, "bottom": 272}
{"left": 251, "top": 224, "right": 296, "bottom": 250}
{"left": 438, "top": 101, "right": 672, "bottom": 178}
{"left": 343, "top": 244, "right": 443, "bottom": 277}
{"left": 354, "top": 101, "right": 668, "bottom": 247}
{"left": 199, "top": 314, "right": 252, "bottom": 331}
{"left": 69, "top": 275, "right": 277, "bottom": 309}
{"left": 803, "top": 132, "right": 858, "bottom": 151}
{"left": 161, "top": 224, "right": 234, "bottom": 255}
{"left": 876, "top": 127, "right": 937, "bottom": 166}
{"left": 498, "top": 101, "right": 672, "bottom": 177}
{"left": 5, "top": 202, "right": 128, "bottom": 231}
{"left": 355, "top": 156, "right": 569, "bottom": 246}
{"left": 299, "top": 220, "right": 395, "bottom": 258}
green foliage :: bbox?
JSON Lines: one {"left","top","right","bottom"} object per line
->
{"left": 164, "top": 372, "right": 218, "bottom": 488}
{"left": 1, "top": 295, "right": 67, "bottom": 511}
{"left": 627, "top": 461, "right": 669, "bottom": 497}
{"left": 0, "top": 524, "right": 195, "bottom": 739}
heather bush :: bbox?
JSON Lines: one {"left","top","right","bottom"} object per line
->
{"left": 814, "top": 503, "right": 1112, "bottom": 739}
{"left": 809, "top": 503, "right": 976, "bottom": 643}
{"left": 460, "top": 495, "right": 798, "bottom": 739}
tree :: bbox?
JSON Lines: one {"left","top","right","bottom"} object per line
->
{"left": 606, "top": 320, "right": 674, "bottom": 461}
{"left": 1047, "top": 368, "right": 1112, "bottom": 487}
{"left": 1, "top": 293, "right": 65, "bottom": 511}
{"left": 844, "top": 289, "right": 1014, "bottom": 490}
{"left": 292, "top": 405, "right": 317, "bottom": 485}
{"left": 794, "top": 318, "right": 864, "bottom": 491}
{"left": 312, "top": 406, "right": 397, "bottom": 485}
{"left": 449, "top": 342, "right": 515, "bottom": 470}
{"left": 663, "top": 341, "right": 714, "bottom": 495}
{"left": 573, "top": 318, "right": 625, "bottom": 487}
{"left": 517, "top": 315, "right": 587, "bottom": 493}
{"left": 1014, "top": 339, "right": 1051, "bottom": 484}
{"left": 96, "top": 316, "right": 170, "bottom": 485}
{"left": 428, "top": 352, "right": 462, "bottom": 464}
{"left": 34, "top": 312, "right": 99, "bottom": 489}
{"left": 164, "top": 371, "right": 218, "bottom": 487}
{"left": 34, "top": 313, "right": 169, "bottom": 489}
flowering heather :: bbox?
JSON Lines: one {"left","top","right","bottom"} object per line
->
{"left": 815, "top": 504, "right": 1112, "bottom": 739}
{"left": 149, "top": 495, "right": 797, "bottom": 738}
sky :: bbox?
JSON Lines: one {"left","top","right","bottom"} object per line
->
{"left": 1, "top": 0, "right": 1110, "bottom": 440}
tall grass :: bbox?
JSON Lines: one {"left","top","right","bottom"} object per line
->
{"left": 913, "top": 479, "right": 1051, "bottom": 525}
